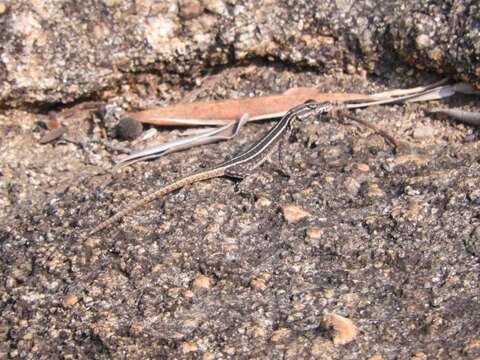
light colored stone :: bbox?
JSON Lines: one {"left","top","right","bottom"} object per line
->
{"left": 255, "top": 196, "right": 272, "bottom": 207}
{"left": 183, "top": 290, "right": 195, "bottom": 298}
{"left": 202, "top": 353, "right": 215, "bottom": 360}
{"left": 322, "top": 313, "right": 358, "bottom": 345}
{"left": 411, "top": 352, "right": 427, "bottom": 360}
{"left": 429, "top": 47, "right": 443, "bottom": 61}
{"left": 468, "top": 189, "right": 480, "bottom": 202}
{"left": 102, "top": 0, "right": 123, "bottom": 6}
{"left": 323, "top": 288, "right": 335, "bottom": 299}
{"left": 270, "top": 328, "right": 290, "bottom": 342}
{"left": 464, "top": 338, "right": 480, "bottom": 351}
{"left": 367, "top": 183, "right": 385, "bottom": 198}
{"left": 192, "top": 275, "right": 211, "bottom": 290}
{"left": 416, "top": 34, "right": 432, "bottom": 48}
{"left": 224, "top": 346, "right": 236, "bottom": 355}
{"left": 182, "top": 318, "right": 201, "bottom": 329}
{"left": 282, "top": 204, "right": 311, "bottom": 223}
{"left": 252, "top": 325, "right": 267, "bottom": 338}
{"left": 203, "top": 0, "right": 227, "bottom": 15}
{"left": 356, "top": 163, "right": 370, "bottom": 172}
{"left": 181, "top": 341, "right": 198, "bottom": 353}
{"left": 179, "top": 0, "right": 204, "bottom": 19}
{"left": 344, "top": 177, "right": 361, "bottom": 195}
{"left": 62, "top": 294, "right": 78, "bottom": 308}
{"left": 250, "top": 278, "right": 267, "bottom": 291}
{"left": 129, "top": 323, "right": 144, "bottom": 336}
{"left": 306, "top": 227, "right": 325, "bottom": 240}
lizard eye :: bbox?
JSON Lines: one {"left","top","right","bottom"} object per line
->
{"left": 303, "top": 99, "right": 317, "bottom": 109}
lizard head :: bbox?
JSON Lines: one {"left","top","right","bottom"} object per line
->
{"left": 292, "top": 100, "right": 337, "bottom": 120}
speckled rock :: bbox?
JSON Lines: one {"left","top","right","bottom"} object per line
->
{"left": 0, "top": 0, "right": 479, "bottom": 108}
{"left": 1, "top": 1, "right": 480, "bottom": 359}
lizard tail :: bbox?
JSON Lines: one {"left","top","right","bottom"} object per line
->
{"left": 84, "top": 168, "right": 225, "bottom": 238}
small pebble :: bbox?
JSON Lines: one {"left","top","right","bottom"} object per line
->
{"left": 224, "top": 346, "right": 236, "bottom": 355}
{"left": 464, "top": 338, "right": 480, "bottom": 352}
{"left": 250, "top": 278, "right": 267, "bottom": 291}
{"left": 367, "top": 183, "right": 385, "bottom": 198}
{"left": 346, "top": 64, "right": 356, "bottom": 74}
{"left": 344, "top": 177, "right": 361, "bottom": 195}
{"left": 255, "top": 196, "right": 272, "bottom": 207}
{"left": 62, "top": 294, "right": 78, "bottom": 308}
{"left": 181, "top": 341, "right": 198, "bottom": 353}
{"left": 102, "top": 0, "right": 122, "bottom": 6}
{"left": 323, "top": 288, "right": 335, "bottom": 299}
{"left": 183, "top": 290, "right": 195, "bottom": 298}
{"left": 429, "top": 47, "right": 443, "bottom": 61}
{"left": 252, "top": 326, "right": 267, "bottom": 338}
{"left": 167, "top": 287, "right": 182, "bottom": 298}
{"left": 115, "top": 116, "right": 143, "bottom": 140}
{"left": 282, "top": 204, "right": 311, "bottom": 223}
{"left": 270, "top": 328, "right": 290, "bottom": 342}
{"left": 129, "top": 323, "right": 144, "bottom": 336}
{"left": 411, "top": 352, "right": 427, "bottom": 360}
{"left": 473, "top": 226, "right": 480, "bottom": 240}
{"left": 192, "top": 275, "right": 211, "bottom": 290}
{"left": 322, "top": 313, "right": 358, "bottom": 345}
{"left": 203, "top": 0, "right": 227, "bottom": 15}
{"left": 416, "top": 34, "right": 432, "bottom": 48}
{"left": 356, "top": 163, "right": 370, "bottom": 172}
{"left": 306, "top": 227, "right": 324, "bottom": 240}
{"left": 468, "top": 189, "right": 480, "bottom": 202}
{"left": 202, "top": 352, "right": 215, "bottom": 360}
{"left": 179, "top": 0, "right": 204, "bottom": 19}
{"left": 182, "top": 318, "right": 200, "bottom": 329}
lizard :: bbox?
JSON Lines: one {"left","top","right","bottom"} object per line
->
{"left": 85, "top": 100, "right": 336, "bottom": 238}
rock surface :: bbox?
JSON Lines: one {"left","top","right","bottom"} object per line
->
{"left": 0, "top": 0, "right": 479, "bottom": 108}
{"left": 1, "top": 0, "right": 480, "bottom": 359}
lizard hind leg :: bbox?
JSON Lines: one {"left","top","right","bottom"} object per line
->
{"left": 224, "top": 167, "right": 247, "bottom": 180}
{"left": 274, "top": 133, "right": 292, "bottom": 178}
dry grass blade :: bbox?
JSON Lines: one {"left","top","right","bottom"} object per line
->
{"left": 369, "top": 78, "right": 448, "bottom": 98}
{"left": 112, "top": 114, "right": 251, "bottom": 171}
{"left": 429, "top": 108, "right": 480, "bottom": 126}
{"left": 451, "top": 82, "right": 480, "bottom": 94}
{"left": 345, "top": 83, "right": 459, "bottom": 109}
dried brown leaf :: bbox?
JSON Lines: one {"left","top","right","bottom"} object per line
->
{"left": 127, "top": 91, "right": 370, "bottom": 126}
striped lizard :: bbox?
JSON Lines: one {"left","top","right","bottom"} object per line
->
{"left": 85, "top": 101, "right": 336, "bottom": 237}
